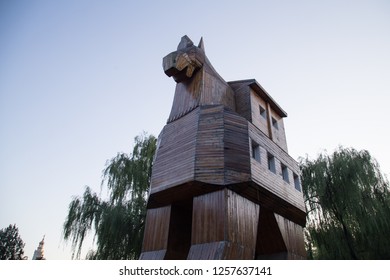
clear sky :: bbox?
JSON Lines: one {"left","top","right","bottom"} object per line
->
{"left": 1, "top": 0, "right": 389, "bottom": 260}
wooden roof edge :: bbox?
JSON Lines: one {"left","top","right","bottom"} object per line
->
{"left": 228, "top": 79, "right": 288, "bottom": 118}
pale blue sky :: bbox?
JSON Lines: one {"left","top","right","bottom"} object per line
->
{"left": 1, "top": 0, "right": 389, "bottom": 259}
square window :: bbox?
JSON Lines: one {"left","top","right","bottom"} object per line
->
{"left": 281, "top": 164, "right": 289, "bottom": 183}
{"left": 267, "top": 152, "right": 276, "bottom": 173}
{"left": 294, "top": 173, "right": 301, "bottom": 192}
{"left": 259, "top": 105, "right": 267, "bottom": 119}
{"left": 251, "top": 141, "right": 261, "bottom": 162}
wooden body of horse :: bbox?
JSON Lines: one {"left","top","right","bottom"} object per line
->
{"left": 140, "top": 36, "right": 306, "bottom": 260}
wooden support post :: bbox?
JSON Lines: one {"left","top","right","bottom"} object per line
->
{"left": 255, "top": 208, "right": 306, "bottom": 259}
{"left": 140, "top": 200, "right": 193, "bottom": 260}
{"left": 274, "top": 213, "right": 306, "bottom": 259}
{"left": 139, "top": 206, "right": 171, "bottom": 260}
{"left": 188, "top": 189, "right": 259, "bottom": 259}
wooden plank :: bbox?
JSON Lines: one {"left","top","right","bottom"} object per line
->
{"left": 274, "top": 213, "right": 306, "bottom": 259}
{"left": 150, "top": 108, "right": 199, "bottom": 193}
{"left": 191, "top": 190, "right": 226, "bottom": 244}
{"left": 195, "top": 106, "right": 225, "bottom": 185}
{"left": 141, "top": 206, "right": 171, "bottom": 258}
{"left": 229, "top": 81, "right": 252, "bottom": 122}
{"left": 223, "top": 109, "right": 251, "bottom": 184}
{"left": 189, "top": 189, "right": 259, "bottom": 259}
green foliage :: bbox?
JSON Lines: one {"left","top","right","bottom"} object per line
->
{"left": 0, "top": 224, "right": 25, "bottom": 260}
{"left": 301, "top": 147, "right": 390, "bottom": 259}
{"left": 63, "top": 133, "right": 157, "bottom": 259}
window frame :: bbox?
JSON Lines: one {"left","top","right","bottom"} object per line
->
{"left": 281, "top": 163, "right": 290, "bottom": 183}
{"left": 267, "top": 152, "right": 276, "bottom": 174}
{"left": 259, "top": 105, "right": 267, "bottom": 119}
{"left": 271, "top": 117, "right": 279, "bottom": 130}
{"left": 251, "top": 141, "right": 261, "bottom": 163}
{"left": 293, "top": 173, "right": 301, "bottom": 192}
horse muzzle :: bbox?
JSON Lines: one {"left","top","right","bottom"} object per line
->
{"left": 163, "top": 51, "right": 202, "bottom": 83}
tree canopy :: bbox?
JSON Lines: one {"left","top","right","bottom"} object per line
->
{"left": 300, "top": 147, "right": 390, "bottom": 259}
{"left": 63, "top": 133, "right": 157, "bottom": 259}
{"left": 0, "top": 224, "right": 25, "bottom": 260}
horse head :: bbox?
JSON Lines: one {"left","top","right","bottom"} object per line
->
{"left": 163, "top": 36, "right": 205, "bottom": 83}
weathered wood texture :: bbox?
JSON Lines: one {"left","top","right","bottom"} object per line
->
{"left": 255, "top": 207, "right": 304, "bottom": 259}
{"left": 140, "top": 201, "right": 193, "bottom": 260}
{"left": 268, "top": 106, "right": 288, "bottom": 152}
{"left": 150, "top": 108, "right": 198, "bottom": 194}
{"left": 140, "top": 35, "right": 306, "bottom": 260}
{"left": 248, "top": 121, "right": 305, "bottom": 221}
{"left": 249, "top": 89, "right": 270, "bottom": 138}
{"left": 229, "top": 79, "right": 287, "bottom": 118}
{"left": 166, "top": 36, "right": 235, "bottom": 123}
{"left": 149, "top": 105, "right": 251, "bottom": 205}
{"left": 274, "top": 213, "right": 306, "bottom": 259}
{"left": 195, "top": 106, "right": 251, "bottom": 185}
{"left": 230, "top": 80, "right": 288, "bottom": 151}
{"left": 188, "top": 189, "right": 259, "bottom": 259}
{"left": 229, "top": 82, "right": 252, "bottom": 122}
{"left": 148, "top": 108, "right": 305, "bottom": 225}
{"left": 140, "top": 206, "right": 171, "bottom": 259}
{"left": 194, "top": 106, "right": 225, "bottom": 185}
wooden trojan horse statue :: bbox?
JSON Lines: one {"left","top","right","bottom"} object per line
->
{"left": 140, "top": 35, "right": 306, "bottom": 260}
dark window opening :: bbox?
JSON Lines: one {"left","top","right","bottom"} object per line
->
{"left": 251, "top": 141, "right": 261, "bottom": 162}
{"left": 293, "top": 173, "right": 301, "bottom": 192}
{"left": 267, "top": 153, "right": 276, "bottom": 173}
{"left": 281, "top": 164, "right": 289, "bottom": 183}
{"left": 259, "top": 105, "right": 267, "bottom": 119}
{"left": 272, "top": 117, "right": 278, "bottom": 130}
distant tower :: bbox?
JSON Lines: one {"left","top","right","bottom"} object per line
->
{"left": 32, "top": 236, "right": 46, "bottom": 260}
{"left": 140, "top": 36, "right": 306, "bottom": 259}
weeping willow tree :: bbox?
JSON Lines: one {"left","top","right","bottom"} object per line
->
{"left": 63, "top": 133, "right": 157, "bottom": 259}
{"left": 300, "top": 147, "right": 390, "bottom": 259}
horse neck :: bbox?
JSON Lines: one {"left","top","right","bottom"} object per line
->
{"left": 167, "top": 59, "right": 235, "bottom": 123}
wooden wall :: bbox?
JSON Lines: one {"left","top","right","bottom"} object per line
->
{"left": 229, "top": 82, "right": 251, "bottom": 122}
{"left": 248, "top": 121, "right": 305, "bottom": 216}
{"left": 201, "top": 65, "right": 236, "bottom": 112}
{"left": 194, "top": 106, "right": 225, "bottom": 185}
{"left": 249, "top": 89, "right": 270, "bottom": 138}
{"left": 195, "top": 106, "right": 251, "bottom": 185}
{"left": 229, "top": 80, "right": 288, "bottom": 152}
{"left": 150, "top": 108, "right": 199, "bottom": 194}
{"left": 267, "top": 105, "right": 288, "bottom": 152}
{"left": 223, "top": 108, "right": 251, "bottom": 184}
{"left": 150, "top": 105, "right": 251, "bottom": 202}
{"left": 148, "top": 103, "right": 304, "bottom": 224}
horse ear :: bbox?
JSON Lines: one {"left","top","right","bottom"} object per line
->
{"left": 198, "top": 37, "right": 205, "bottom": 52}
{"left": 177, "top": 35, "right": 194, "bottom": 50}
